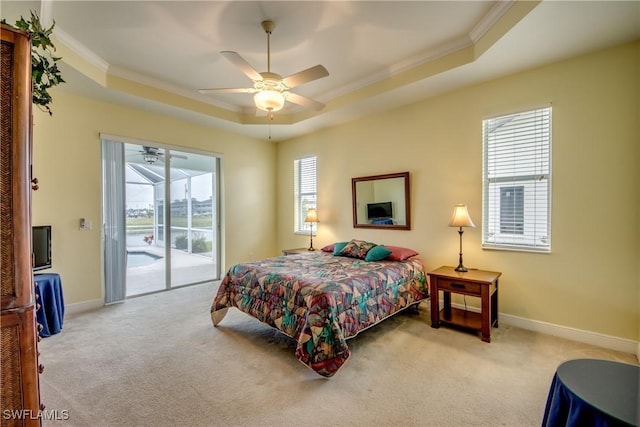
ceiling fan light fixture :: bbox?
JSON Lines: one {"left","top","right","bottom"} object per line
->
{"left": 254, "top": 90, "right": 285, "bottom": 112}
{"left": 142, "top": 153, "right": 158, "bottom": 164}
{"left": 199, "top": 19, "right": 329, "bottom": 119}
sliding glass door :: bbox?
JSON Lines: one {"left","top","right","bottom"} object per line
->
{"left": 124, "top": 146, "right": 166, "bottom": 295}
{"left": 168, "top": 150, "right": 219, "bottom": 288}
{"left": 102, "top": 136, "right": 220, "bottom": 301}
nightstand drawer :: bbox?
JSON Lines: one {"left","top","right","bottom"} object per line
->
{"left": 436, "top": 278, "right": 481, "bottom": 295}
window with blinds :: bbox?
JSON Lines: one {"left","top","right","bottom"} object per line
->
{"left": 294, "top": 156, "right": 317, "bottom": 234}
{"left": 482, "top": 106, "right": 551, "bottom": 252}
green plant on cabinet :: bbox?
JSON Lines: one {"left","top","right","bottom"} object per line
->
{"left": 2, "top": 10, "right": 65, "bottom": 115}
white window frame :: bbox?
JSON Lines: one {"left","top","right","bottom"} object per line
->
{"left": 294, "top": 156, "right": 317, "bottom": 234}
{"left": 482, "top": 106, "right": 552, "bottom": 252}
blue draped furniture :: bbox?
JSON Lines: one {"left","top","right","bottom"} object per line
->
{"left": 34, "top": 273, "right": 65, "bottom": 337}
{"left": 542, "top": 358, "right": 639, "bottom": 427}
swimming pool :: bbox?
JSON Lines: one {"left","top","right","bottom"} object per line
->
{"left": 127, "top": 251, "right": 162, "bottom": 268}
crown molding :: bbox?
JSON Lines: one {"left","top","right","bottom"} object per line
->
{"left": 470, "top": 0, "right": 517, "bottom": 43}
{"left": 53, "top": 27, "right": 109, "bottom": 73}
{"left": 108, "top": 66, "right": 241, "bottom": 113}
{"left": 322, "top": 2, "right": 518, "bottom": 104}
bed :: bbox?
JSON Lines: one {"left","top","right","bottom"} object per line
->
{"left": 210, "top": 241, "right": 428, "bottom": 377}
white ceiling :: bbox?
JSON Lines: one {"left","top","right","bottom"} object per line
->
{"left": 2, "top": 1, "right": 639, "bottom": 142}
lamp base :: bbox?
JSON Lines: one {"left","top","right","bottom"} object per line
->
{"left": 308, "top": 224, "right": 315, "bottom": 251}
{"left": 454, "top": 228, "right": 468, "bottom": 272}
{"left": 454, "top": 265, "right": 468, "bottom": 273}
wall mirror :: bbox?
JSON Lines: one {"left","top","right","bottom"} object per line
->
{"left": 352, "top": 172, "right": 410, "bottom": 230}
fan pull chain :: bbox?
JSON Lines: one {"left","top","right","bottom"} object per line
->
{"left": 267, "top": 110, "right": 275, "bottom": 140}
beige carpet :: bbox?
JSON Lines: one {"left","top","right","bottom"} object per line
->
{"left": 38, "top": 282, "right": 637, "bottom": 427}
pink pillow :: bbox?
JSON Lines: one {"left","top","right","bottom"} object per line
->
{"left": 321, "top": 243, "right": 334, "bottom": 252}
{"left": 385, "top": 245, "right": 419, "bottom": 261}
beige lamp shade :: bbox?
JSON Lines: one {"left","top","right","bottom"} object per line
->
{"left": 305, "top": 208, "right": 319, "bottom": 223}
{"left": 448, "top": 204, "right": 475, "bottom": 228}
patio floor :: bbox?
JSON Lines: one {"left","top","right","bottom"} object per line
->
{"left": 126, "top": 244, "right": 218, "bottom": 296}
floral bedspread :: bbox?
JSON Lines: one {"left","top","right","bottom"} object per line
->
{"left": 210, "top": 251, "right": 427, "bottom": 377}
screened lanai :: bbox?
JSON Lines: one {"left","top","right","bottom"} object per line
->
{"left": 123, "top": 144, "right": 220, "bottom": 296}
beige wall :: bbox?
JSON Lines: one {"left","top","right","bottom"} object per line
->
{"left": 32, "top": 92, "right": 277, "bottom": 305}
{"left": 29, "top": 41, "right": 639, "bottom": 343}
{"left": 277, "top": 41, "right": 640, "bottom": 341}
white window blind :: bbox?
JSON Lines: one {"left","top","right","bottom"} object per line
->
{"left": 294, "top": 156, "right": 317, "bottom": 234}
{"left": 482, "top": 106, "right": 551, "bottom": 252}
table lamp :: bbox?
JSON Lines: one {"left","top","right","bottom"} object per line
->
{"left": 448, "top": 204, "right": 475, "bottom": 272}
{"left": 304, "top": 208, "right": 319, "bottom": 251}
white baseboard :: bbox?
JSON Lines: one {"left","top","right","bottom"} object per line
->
{"left": 65, "top": 298, "right": 103, "bottom": 315}
{"left": 500, "top": 312, "right": 638, "bottom": 356}
{"left": 448, "top": 302, "right": 639, "bottom": 359}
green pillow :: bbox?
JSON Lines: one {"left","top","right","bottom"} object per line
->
{"left": 364, "top": 245, "right": 392, "bottom": 262}
{"left": 332, "top": 241, "right": 349, "bottom": 256}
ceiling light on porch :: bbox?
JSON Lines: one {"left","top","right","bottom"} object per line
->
{"left": 142, "top": 153, "right": 158, "bottom": 164}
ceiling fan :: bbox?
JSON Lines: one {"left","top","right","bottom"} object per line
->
{"left": 198, "top": 20, "right": 329, "bottom": 119}
{"left": 139, "top": 146, "right": 187, "bottom": 165}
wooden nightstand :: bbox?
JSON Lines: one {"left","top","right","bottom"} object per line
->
{"left": 428, "top": 266, "right": 502, "bottom": 342}
{"left": 282, "top": 248, "right": 313, "bottom": 255}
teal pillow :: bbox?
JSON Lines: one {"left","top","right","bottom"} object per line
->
{"left": 332, "top": 241, "right": 349, "bottom": 256}
{"left": 364, "top": 245, "right": 392, "bottom": 262}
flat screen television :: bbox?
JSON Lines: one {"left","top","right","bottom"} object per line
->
{"left": 367, "top": 202, "right": 393, "bottom": 220}
{"left": 32, "top": 225, "right": 52, "bottom": 271}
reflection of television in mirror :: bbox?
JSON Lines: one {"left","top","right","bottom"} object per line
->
{"left": 32, "top": 225, "right": 52, "bottom": 271}
{"left": 367, "top": 202, "right": 393, "bottom": 220}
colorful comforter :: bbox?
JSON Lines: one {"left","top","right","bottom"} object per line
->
{"left": 210, "top": 251, "right": 427, "bottom": 377}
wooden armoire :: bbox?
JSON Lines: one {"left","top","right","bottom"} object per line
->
{"left": 0, "top": 24, "right": 42, "bottom": 426}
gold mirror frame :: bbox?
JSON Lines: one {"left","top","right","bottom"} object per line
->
{"left": 352, "top": 172, "right": 411, "bottom": 230}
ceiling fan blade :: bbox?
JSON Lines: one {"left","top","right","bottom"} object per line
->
{"left": 198, "top": 87, "right": 255, "bottom": 94}
{"left": 285, "top": 92, "right": 325, "bottom": 111}
{"left": 170, "top": 153, "right": 188, "bottom": 160}
{"left": 282, "top": 65, "right": 329, "bottom": 89}
{"left": 221, "top": 51, "right": 263, "bottom": 81}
